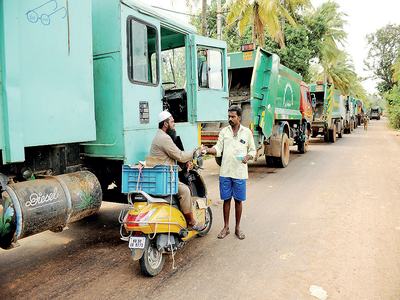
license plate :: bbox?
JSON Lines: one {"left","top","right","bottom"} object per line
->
{"left": 128, "top": 236, "right": 146, "bottom": 249}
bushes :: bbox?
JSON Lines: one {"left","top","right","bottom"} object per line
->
{"left": 385, "top": 85, "right": 400, "bottom": 129}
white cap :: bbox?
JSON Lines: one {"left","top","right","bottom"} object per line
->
{"left": 158, "top": 110, "right": 172, "bottom": 123}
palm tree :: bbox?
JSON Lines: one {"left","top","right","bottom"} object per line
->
{"left": 315, "top": 1, "right": 348, "bottom": 66}
{"left": 224, "top": 0, "right": 296, "bottom": 47}
{"left": 311, "top": 51, "right": 357, "bottom": 93}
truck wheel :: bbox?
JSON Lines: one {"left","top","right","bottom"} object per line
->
{"left": 196, "top": 207, "right": 213, "bottom": 237}
{"left": 275, "top": 133, "right": 290, "bottom": 168}
{"left": 328, "top": 124, "right": 336, "bottom": 143}
{"left": 312, "top": 130, "right": 318, "bottom": 138}
{"left": 265, "top": 156, "right": 275, "bottom": 167}
{"left": 298, "top": 136, "right": 308, "bottom": 154}
{"left": 324, "top": 132, "right": 329, "bottom": 142}
{"left": 338, "top": 125, "right": 344, "bottom": 138}
{"left": 139, "top": 238, "right": 166, "bottom": 277}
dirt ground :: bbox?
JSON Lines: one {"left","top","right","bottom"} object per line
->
{"left": 1, "top": 117, "right": 400, "bottom": 299}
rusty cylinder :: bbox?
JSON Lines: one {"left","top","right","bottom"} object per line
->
{"left": 0, "top": 171, "right": 102, "bottom": 250}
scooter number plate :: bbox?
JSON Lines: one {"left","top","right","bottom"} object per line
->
{"left": 128, "top": 237, "right": 146, "bottom": 249}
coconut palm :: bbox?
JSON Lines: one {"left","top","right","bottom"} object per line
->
{"left": 224, "top": 0, "right": 296, "bottom": 47}
{"left": 311, "top": 51, "right": 357, "bottom": 93}
{"left": 316, "top": 1, "right": 348, "bottom": 64}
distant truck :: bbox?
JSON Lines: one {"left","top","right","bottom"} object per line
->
{"left": 203, "top": 45, "right": 313, "bottom": 168}
{"left": 308, "top": 83, "right": 346, "bottom": 142}
{"left": 0, "top": 0, "right": 228, "bottom": 249}
{"left": 370, "top": 106, "right": 381, "bottom": 120}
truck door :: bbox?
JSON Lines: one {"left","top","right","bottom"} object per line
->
{"left": 251, "top": 48, "right": 279, "bottom": 139}
{"left": 189, "top": 35, "right": 228, "bottom": 122}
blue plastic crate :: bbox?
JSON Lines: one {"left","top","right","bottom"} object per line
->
{"left": 121, "top": 165, "right": 178, "bottom": 195}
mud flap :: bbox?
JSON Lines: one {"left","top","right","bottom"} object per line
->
{"left": 131, "top": 235, "right": 149, "bottom": 261}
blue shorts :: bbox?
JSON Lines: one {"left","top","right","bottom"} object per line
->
{"left": 219, "top": 176, "right": 246, "bottom": 201}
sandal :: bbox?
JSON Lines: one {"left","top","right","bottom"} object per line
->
{"left": 217, "top": 229, "right": 230, "bottom": 239}
{"left": 189, "top": 221, "right": 206, "bottom": 232}
{"left": 235, "top": 230, "right": 245, "bottom": 240}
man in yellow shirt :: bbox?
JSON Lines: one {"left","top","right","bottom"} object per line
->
{"left": 206, "top": 106, "right": 256, "bottom": 240}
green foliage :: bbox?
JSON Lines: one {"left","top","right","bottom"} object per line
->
{"left": 189, "top": 0, "right": 253, "bottom": 53}
{"left": 385, "top": 85, "right": 400, "bottom": 129}
{"left": 264, "top": 23, "right": 311, "bottom": 79}
{"left": 364, "top": 23, "right": 400, "bottom": 92}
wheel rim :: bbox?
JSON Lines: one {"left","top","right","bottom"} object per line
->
{"left": 147, "top": 243, "right": 163, "bottom": 269}
{"left": 283, "top": 136, "right": 289, "bottom": 165}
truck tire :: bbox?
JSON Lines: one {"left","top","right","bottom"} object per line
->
{"left": 338, "top": 125, "right": 344, "bottom": 138}
{"left": 324, "top": 132, "right": 329, "bottom": 142}
{"left": 328, "top": 124, "right": 336, "bottom": 143}
{"left": 298, "top": 136, "right": 308, "bottom": 154}
{"left": 265, "top": 156, "right": 275, "bottom": 167}
{"left": 275, "top": 133, "right": 290, "bottom": 168}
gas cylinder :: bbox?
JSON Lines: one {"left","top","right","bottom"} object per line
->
{"left": 0, "top": 171, "right": 102, "bottom": 249}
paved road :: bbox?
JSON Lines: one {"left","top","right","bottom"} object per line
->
{"left": 1, "top": 118, "right": 400, "bottom": 299}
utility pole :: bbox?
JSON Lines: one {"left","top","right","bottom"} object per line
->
{"left": 201, "top": 0, "right": 207, "bottom": 36}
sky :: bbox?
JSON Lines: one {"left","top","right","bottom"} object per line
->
{"left": 148, "top": 0, "right": 400, "bottom": 95}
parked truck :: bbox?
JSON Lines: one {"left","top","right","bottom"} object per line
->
{"left": 370, "top": 106, "right": 381, "bottom": 120}
{"left": 356, "top": 99, "right": 365, "bottom": 125}
{"left": 0, "top": 0, "right": 228, "bottom": 250}
{"left": 308, "top": 83, "right": 346, "bottom": 143}
{"left": 203, "top": 46, "right": 313, "bottom": 168}
{"left": 343, "top": 96, "right": 356, "bottom": 133}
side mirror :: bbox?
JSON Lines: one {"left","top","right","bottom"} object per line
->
{"left": 312, "top": 98, "right": 316, "bottom": 108}
{"left": 198, "top": 60, "right": 208, "bottom": 88}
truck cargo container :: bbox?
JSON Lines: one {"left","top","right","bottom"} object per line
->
{"left": 309, "top": 83, "right": 346, "bottom": 143}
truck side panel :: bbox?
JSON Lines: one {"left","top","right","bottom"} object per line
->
{"left": 0, "top": 0, "right": 96, "bottom": 164}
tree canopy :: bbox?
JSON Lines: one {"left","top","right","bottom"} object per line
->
{"left": 364, "top": 23, "right": 400, "bottom": 93}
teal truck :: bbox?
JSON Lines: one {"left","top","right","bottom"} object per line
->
{"left": 309, "top": 83, "right": 346, "bottom": 142}
{"left": 204, "top": 46, "right": 313, "bottom": 168}
{"left": 370, "top": 106, "right": 381, "bottom": 120}
{"left": 0, "top": 0, "right": 228, "bottom": 249}
{"left": 344, "top": 96, "right": 357, "bottom": 133}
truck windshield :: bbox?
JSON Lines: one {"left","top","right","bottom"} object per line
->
{"left": 161, "top": 47, "right": 186, "bottom": 89}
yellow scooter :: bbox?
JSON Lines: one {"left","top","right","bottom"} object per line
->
{"left": 119, "top": 152, "right": 212, "bottom": 276}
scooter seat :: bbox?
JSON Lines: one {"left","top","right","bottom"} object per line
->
{"left": 132, "top": 191, "right": 180, "bottom": 206}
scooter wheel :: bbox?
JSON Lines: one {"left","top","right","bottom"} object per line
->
{"left": 139, "top": 238, "right": 166, "bottom": 277}
{"left": 197, "top": 207, "right": 213, "bottom": 237}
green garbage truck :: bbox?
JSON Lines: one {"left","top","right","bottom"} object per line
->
{"left": 309, "top": 83, "right": 346, "bottom": 142}
{"left": 370, "top": 106, "right": 381, "bottom": 120}
{"left": 205, "top": 46, "right": 313, "bottom": 168}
